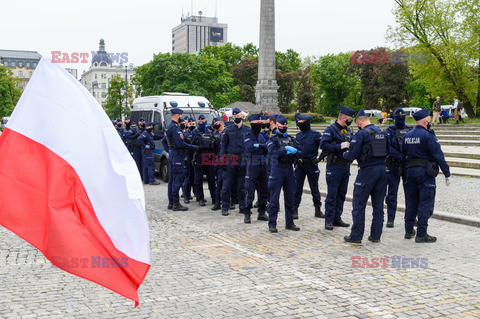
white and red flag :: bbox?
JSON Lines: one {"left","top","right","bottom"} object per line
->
{"left": 0, "top": 58, "right": 150, "bottom": 306}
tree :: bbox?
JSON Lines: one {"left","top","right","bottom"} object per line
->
{"left": 0, "top": 66, "right": 22, "bottom": 118}
{"left": 388, "top": 0, "right": 479, "bottom": 117}
{"left": 350, "top": 48, "right": 410, "bottom": 110}
{"left": 231, "top": 58, "right": 259, "bottom": 103}
{"left": 276, "top": 49, "right": 301, "bottom": 72}
{"left": 296, "top": 66, "right": 316, "bottom": 113}
{"left": 104, "top": 75, "right": 134, "bottom": 119}
{"left": 311, "top": 53, "right": 360, "bottom": 116}
{"left": 200, "top": 43, "right": 259, "bottom": 71}
{"left": 134, "top": 53, "right": 235, "bottom": 108}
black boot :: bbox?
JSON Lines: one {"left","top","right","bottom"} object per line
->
{"left": 293, "top": 207, "right": 299, "bottom": 220}
{"left": 167, "top": 202, "right": 173, "bottom": 210}
{"left": 244, "top": 213, "right": 251, "bottom": 224}
{"left": 172, "top": 202, "right": 188, "bottom": 211}
{"left": 415, "top": 234, "right": 437, "bottom": 243}
{"left": 230, "top": 200, "right": 236, "bottom": 210}
{"left": 199, "top": 200, "right": 206, "bottom": 206}
{"left": 184, "top": 197, "right": 190, "bottom": 204}
{"left": 211, "top": 199, "right": 221, "bottom": 211}
{"left": 221, "top": 209, "right": 229, "bottom": 216}
{"left": 386, "top": 220, "right": 394, "bottom": 228}
{"left": 257, "top": 212, "right": 268, "bottom": 221}
{"left": 314, "top": 206, "right": 325, "bottom": 218}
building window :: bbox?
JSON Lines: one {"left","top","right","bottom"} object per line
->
{"left": 95, "top": 74, "right": 97, "bottom": 79}
{"left": 101, "top": 83, "right": 106, "bottom": 89}
{"left": 29, "top": 71, "right": 33, "bottom": 77}
{"left": 3, "top": 61, "right": 8, "bottom": 67}
{"left": 101, "top": 74, "right": 106, "bottom": 79}
{"left": 11, "top": 61, "right": 16, "bottom": 67}
{"left": 18, "top": 62, "right": 23, "bottom": 67}
{"left": 33, "top": 62, "right": 37, "bottom": 67}
{"left": 26, "top": 62, "right": 31, "bottom": 68}
{"left": 18, "top": 71, "right": 23, "bottom": 77}
{"left": 102, "top": 92, "right": 106, "bottom": 98}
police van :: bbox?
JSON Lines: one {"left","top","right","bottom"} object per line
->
{"left": 1, "top": 117, "right": 10, "bottom": 131}
{"left": 130, "top": 93, "right": 219, "bottom": 182}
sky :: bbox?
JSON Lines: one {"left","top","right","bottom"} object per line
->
{"left": 1, "top": 0, "right": 398, "bottom": 76}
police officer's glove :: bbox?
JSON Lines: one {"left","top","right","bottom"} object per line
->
{"left": 254, "top": 144, "right": 259, "bottom": 148}
{"left": 285, "top": 146, "right": 297, "bottom": 154}
{"left": 340, "top": 142, "right": 350, "bottom": 149}
{"left": 145, "top": 145, "right": 151, "bottom": 149}
{"left": 445, "top": 177, "right": 451, "bottom": 187}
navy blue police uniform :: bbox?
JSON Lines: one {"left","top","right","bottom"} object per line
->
{"left": 166, "top": 109, "right": 196, "bottom": 210}
{"left": 191, "top": 115, "right": 216, "bottom": 206}
{"left": 319, "top": 106, "right": 355, "bottom": 230}
{"left": 219, "top": 108, "right": 250, "bottom": 216}
{"left": 403, "top": 108, "right": 450, "bottom": 243}
{"left": 211, "top": 118, "right": 226, "bottom": 211}
{"left": 384, "top": 108, "right": 412, "bottom": 227}
{"left": 128, "top": 118, "right": 146, "bottom": 178}
{"left": 137, "top": 122, "right": 163, "bottom": 185}
{"left": 243, "top": 114, "right": 269, "bottom": 223}
{"left": 293, "top": 114, "right": 323, "bottom": 219}
{"left": 266, "top": 115, "right": 302, "bottom": 232}
{"left": 342, "top": 109, "right": 388, "bottom": 243}
{"left": 182, "top": 118, "right": 196, "bottom": 203}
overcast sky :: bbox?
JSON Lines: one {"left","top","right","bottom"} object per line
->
{"left": 1, "top": 0, "right": 397, "bottom": 75}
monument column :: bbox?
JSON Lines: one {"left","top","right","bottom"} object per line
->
{"left": 255, "top": 0, "right": 280, "bottom": 113}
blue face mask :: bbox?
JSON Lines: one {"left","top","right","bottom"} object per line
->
{"left": 198, "top": 122, "right": 207, "bottom": 130}
{"left": 394, "top": 116, "right": 406, "bottom": 127}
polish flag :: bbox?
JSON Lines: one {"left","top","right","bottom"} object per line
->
{"left": 0, "top": 58, "right": 150, "bottom": 306}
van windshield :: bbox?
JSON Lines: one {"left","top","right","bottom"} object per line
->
{"left": 164, "top": 110, "right": 219, "bottom": 124}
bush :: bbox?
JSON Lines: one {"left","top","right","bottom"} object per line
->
{"left": 283, "top": 112, "right": 325, "bottom": 124}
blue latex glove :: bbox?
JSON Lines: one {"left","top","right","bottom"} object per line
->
{"left": 254, "top": 144, "right": 259, "bottom": 148}
{"left": 145, "top": 145, "right": 151, "bottom": 149}
{"left": 285, "top": 146, "right": 297, "bottom": 154}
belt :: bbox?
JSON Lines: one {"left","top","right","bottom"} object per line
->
{"left": 406, "top": 158, "right": 429, "bottom": 168}
{"left": 276, "top": 163, "right": 292, "bottom": 168}
{"left": 298, "top": 157, "right": 317, "bottom": 164}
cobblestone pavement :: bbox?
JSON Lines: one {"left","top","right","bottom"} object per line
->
{"left": 1, "top": 182, "right": 480, "bottom": 318}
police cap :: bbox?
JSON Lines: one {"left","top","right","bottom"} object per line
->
{"left": 276, "top": 115, "right": 288, "bottom": 125}
{"left": 339, "top": 106, "right": 355, "bottom": 117}
{"left": 171, "top": 108, "right": 183, "bottom": 115}
{"left": 413, "top": 108, "right": 430, "bottom": 121}
{"left": 247, "top": 113, "right": 262, "bottom": 122}
{"left": 232, "top": 107, "right": 242, "bottom": 115}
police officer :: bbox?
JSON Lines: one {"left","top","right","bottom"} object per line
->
{"left": 211, "top": 118, "right": 226, "bottom": 211}
{"left": 293, "top": 114, "right": 323, "bottom": 219}
{"left": 403, "top": 108, "right": 451, "bottom": 243}
{"left": 166, "top": 108, "right": 197, "bottom": 211}
{"left": 219, "top": 108, "right": 250, "bottom": 216}
{"left": 191, "top": 115, "right": 216, "bottom": 206}
{"left": 122, "top": 117, "right": 136, "bottom": 155}
{"left": 137, "top": 122, "right": 163, "bottom": 185}
{"left": 319, "top": 106, "right": 355, "bottom": 230}
{"left": 384, "top": 108, "right": 412, "bottom": 228}
{"left": 267, "top": 115, "right": 302, "bottom": 233}
{"left": 342, "top": 109, "right": 388, "bottom": 243}
{"left": 243, "top": 113, "right": 269, "bottom": 224}
{"left": 129, "top": 117, "right": 146, "bottom": 178}
{"left": 115, "top": 119, "right": 125, "bottom": 140}
{"left": 182, "top": 118, "right": 196, "bottom": 203}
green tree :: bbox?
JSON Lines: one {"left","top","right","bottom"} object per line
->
{"left": 231, "top": 58, "right": 258, "bottom": 103}
{"left": 276, "top": 49, "right": 301, "bottom": 72}
{"left": 134, "top": 53, "right": 235, "bottom": 108}
{"left": 296, "top": 66, "right": 316, "bottom": 113}
{"left": 104, "top": 75, "right": 134, "bottom": 119}
{"left": 311, "top": 53, "right": 359, "bottom": 116}
{"left": 388, "top": 0, "right": 479, "bottom": 117}
{"left": 0, "top": 66, "right": 22, "bottom": 118}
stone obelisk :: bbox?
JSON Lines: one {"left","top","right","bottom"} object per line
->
{"left": 255, "top": 0, "right": 280, "bottom": 113}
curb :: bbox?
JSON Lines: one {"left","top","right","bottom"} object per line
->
{"left": 303, "top": 188, "right": 480, "bottom": 228}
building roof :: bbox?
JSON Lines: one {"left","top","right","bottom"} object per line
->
{"left": 0, "top": 49, "right": 42, "bottom": 60}
{"left": 91, "top": 39, "right": 112, "bottom": 65}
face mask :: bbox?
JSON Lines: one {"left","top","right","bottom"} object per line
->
{"left": 394, "top": 116, "right": 406, "bottom": 127}
{"left": 140, "top": 123, "right": 146, "bottom": 129}
{"left": 298, "top": 121, "right": 310, "bottom": 132}
{"left": 146, "top": 128, "right": 153, "bottom": 133}
{"left": 180, "top": 123, "right": 186, "bottom": 130}
{"left": 427, "top": 122, "right": 432, "bottom": 130}
{"left": 261, "top": 123, "right": 269, "bottom": 130}
{"left": 345, "top": 119, "right": 353, "bottom": 127}
{"left": 234, "top": 117, "right": 242, "bottom": 124}
{"left": 188, "top": 126, "right": 196, "bottom": 131}
{"left": 198, "top": 122, "right": 207, "bottom": 130}
{"left": 117, "top": 124, "right": 122, "bottom": 128}
{"left": 251, "top": 123, "right": 262, "bottom": 132}
{"left": 214, "top": 124, "right": 221, "bottom": 130}
{"left": 278, "top": 126, "right": 287, "bottom": 134}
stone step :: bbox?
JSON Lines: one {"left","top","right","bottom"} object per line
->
{"left": 445, "top": 157, "right": 480, "bottom": 170}
{"left": 435, "top": 135, "right": 480, "bottom": 141}
{"left": 438, "top": 140, "right": 480, "bottom": 147}
{"left": 443, "top": 152, "right": 480, "bottom": 160}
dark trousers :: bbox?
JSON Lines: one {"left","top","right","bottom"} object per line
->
{"left": 168, "top": 154, "right": 186, "bottom": 203}
{"left": 349, "top": 165, "right": 386, "bottom": 240}
{"left": 267, "top": 166, "right": 295, "bottom": 228}
{"left": 142, "top": 150, "right": 155, "bottom": 184}
{"left": 214, "top": 167, "right": 224, "bottom": 200}
{"left": 293, "top": 162, "right": 321, "bottom": 208}
{"left": 132, "top": 147, "right": 143, "bottom": 180}
{"left": 182, "top": 157, "right": 194, "bottom": 199}
{"left": 405, "top": 167, "right": 436, "bottom": 237}
{"left": 324, "top": 164, "right": 350, "bottom": 223}
{"left": 194, "top": 164, "right": 216, "bottom": 201}
{"left": 385, "top": 162, "right": 406, "bottom": 221}
{"left": 221, "top": 165, "right": 246, "bottom": 210}
{"left": 245, "top": 164, "right": 268, "bottom": 215}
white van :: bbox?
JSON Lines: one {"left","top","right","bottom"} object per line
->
{"left": 1, "top": 117, "right": 10, "bottom": 131}
{"left": 441, "top": 105, "right": 469, "bottom": 119}
{"left": 130, "top": 93, "right": 219, "bottom": 181}
{"left": 364, "top": 110, "right": 382, "bottom": 117}
{"left": 403, "top": 107, "right": 422, "bottom": 117}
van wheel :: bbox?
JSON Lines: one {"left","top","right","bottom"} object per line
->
{"left": 160, "top": 158, "right": 169, "bottom": 183}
